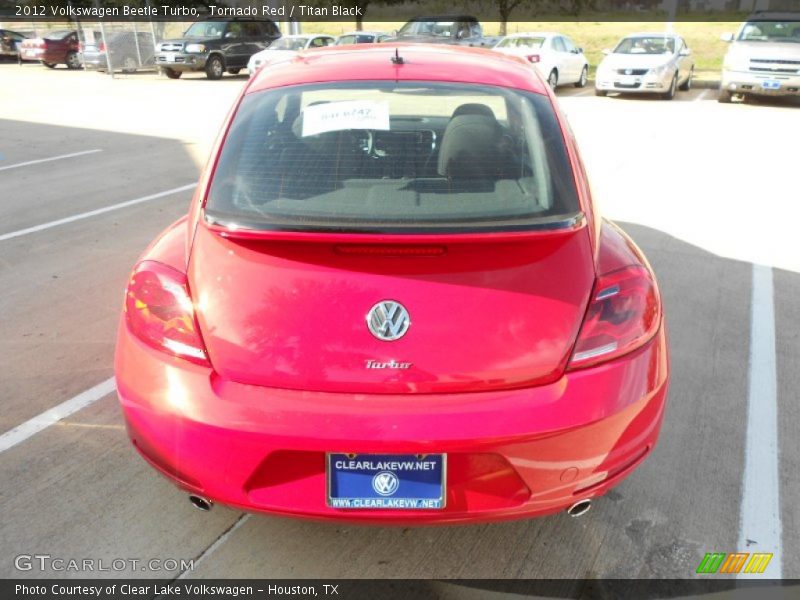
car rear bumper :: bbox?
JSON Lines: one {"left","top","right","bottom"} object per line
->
{"left": 154, "top": 52, "right": 206, "bottom": 71}
{"left": 115, "top": 320, "right": 669, "bottom": 524}
{"left": 81, "top": 54, "right": 107, "bottom": 70}
{"left": 21, "top": 48, "right": 62, "bottom": 63}
{"left": 721, "top": 69, "right": 800, "bottom": 96}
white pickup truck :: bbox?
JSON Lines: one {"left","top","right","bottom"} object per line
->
{"left": 719, "top": 11, "right": 800, "bottom": 103}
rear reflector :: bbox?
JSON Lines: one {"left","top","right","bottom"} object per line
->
{"left": 568, "top": 265, "right": 660, "bottom": 369}
{"left": 124, "top": 261, "right": 209, "bottom": 366}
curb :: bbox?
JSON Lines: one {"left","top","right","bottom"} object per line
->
{"left": 691, "top": 80, "right": 721, "bottom": 89}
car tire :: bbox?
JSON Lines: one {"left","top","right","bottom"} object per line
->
{"left": 227, "top": 68, "right": 241, "bottom": 75}
{"left": 42, "top": 61, "right": 56, "bottom": 69}
{"left": 595, "top": 88, "right": 607, "bottom": 97}
{"left": 122, "top": 55, "right": 138, "bottom": 74}
{"left": 662, "top": 73, "right": 677, "bottom": 100}
{"left": 575, "top": 66, "right": 588, "bottom": 88}
{"left": 163, "top": 67, "right": 182, "bottom": 79}
{"left": 717, "top": 88, "right": 733, "bottom": 103}
{"left": 679, "top": 67, "right": 693, "bottom": 91}
{"left": 547, "top": 69, "right": 558, "bottom": 90}
{"left": 205, "top": 55, "right": 225, "bottom": 80}
{"left": 65, "top": 51, "right": 81, "bottom": 70}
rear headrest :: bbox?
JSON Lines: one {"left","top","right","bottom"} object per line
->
{"left": 437, "top": 114, "right": 502, "bottom": 180}
{"left": 451, "top": 103, "right": 495, "bottom": 119}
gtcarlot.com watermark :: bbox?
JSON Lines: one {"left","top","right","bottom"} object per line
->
{"left": 14, "top": 554, "right": 194, "bottom": 573}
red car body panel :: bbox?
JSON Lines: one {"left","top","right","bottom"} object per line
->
{"left": 246, "top": 44, "right": 551, "bottom": 95}
{"left": 117, "top": 313, "right": 667, "bottom": 523}
{"left": 188, "top": 224, "right": 594, "bottom": 394}
{"left": 115, "top": 44, "right": 670, "bottom": 523}
{"left": 19, "top": 31, "right": 79, "bottom": 66}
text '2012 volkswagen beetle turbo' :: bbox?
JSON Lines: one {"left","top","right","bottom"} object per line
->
{"left": 115, "top": 44, "right": 670, "bottom": 523}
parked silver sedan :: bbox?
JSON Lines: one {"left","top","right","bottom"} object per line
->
{"left": 595, "top": 33, "right": 695, "bottom": 100}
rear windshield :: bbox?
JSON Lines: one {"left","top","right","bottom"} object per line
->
{"left": 44, "top": 30, "right": 72, "bottom": 40}
{"left": 496, "top": 37, "right": 546, "bottom": 49}
{"left": 397, "top": 21, "right": 455, "bottom": 38}
{"left": 336, "top": 34, "right": 374, "bottom": 44}
{"left": 205, "top": 81, "right": 579, "bottom": 233}
{"left": 271, "top": 37, "right": 308, "bottom": 50}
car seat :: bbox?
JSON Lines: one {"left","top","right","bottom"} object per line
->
{"left": 437, "top": 113, "right": 504, "bottom": 182}
{"left": 451, "top": 103, "right": 496, "bottom": 119}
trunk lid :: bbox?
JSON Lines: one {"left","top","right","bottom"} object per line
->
{"left": 189, "top": 222, "right": 594, "bottom": 394}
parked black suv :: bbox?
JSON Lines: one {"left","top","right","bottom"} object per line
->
{"left": 155, "top": 19, "right": 280, "bottom": 80}
{"left": 385, "top": 16, "right": 497, "bottom": 47}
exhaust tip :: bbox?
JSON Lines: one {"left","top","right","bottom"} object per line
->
{"left": 188, "top": 495, "right": 213, "bottom": 512}
{"left": 566, "top": 498, "right": 592, "bottom": 518}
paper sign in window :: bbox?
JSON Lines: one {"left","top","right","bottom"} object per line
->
{"left": 302, "top": 101, "right": 390, "bottom": 137}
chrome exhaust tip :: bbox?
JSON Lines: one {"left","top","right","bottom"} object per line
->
{"left": 188, "top": 495, "right": 213, "bottom": 512}
{"left": 566, "top": 498, "right": 592, "bottom": 517}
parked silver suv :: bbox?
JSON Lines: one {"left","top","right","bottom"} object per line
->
{"left": 719, "top": 12, "right": 800, "bottom": 103}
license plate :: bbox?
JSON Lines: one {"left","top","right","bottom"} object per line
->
{"left": 327, "top": 453, "right": 445, "bottom": 510}
{"left": 762, "top": 80, "right": 781, "bottom": 90}
{"left": 165, "top": 53, "right": 176, "bottom": 63}
{"left": 616, "top": 75, "right": 639, "bottom": 85}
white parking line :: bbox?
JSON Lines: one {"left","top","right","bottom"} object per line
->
{"left": 176, "top": 514, "right": 252, "bottom": 581}
{"left": 695, "top": 88, "right": 712, "bottom": 102}
{"left": 0, "top": 149, "right": 102, "bottom": 172}
{"left": 738, "top": 264, "right": 782, "bottom": 578}
{"left": 0, "top": 377, "right": 116, "bottom": 454}
{"left": 0, "top": 183, "right": 196, "bottom": 242}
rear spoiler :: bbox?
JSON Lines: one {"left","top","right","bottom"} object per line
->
{"left": 203, "top": 209, "right": 586, "bottom": 244}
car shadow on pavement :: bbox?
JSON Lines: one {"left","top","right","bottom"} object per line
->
{"left": 605, "top": 89, "right": 799, "bottom": 107}
{"left": 154, "top": 72, "right": 251, "bottom": 82}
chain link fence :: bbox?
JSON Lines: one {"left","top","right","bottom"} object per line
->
{"left": 78, "top": 19, "right": 160, "bottom": 75}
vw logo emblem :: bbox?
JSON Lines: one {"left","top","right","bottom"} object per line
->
{"left": 372, "top": 471, "right": 399, "bottom": 496}
{"left": 366, "top": 301, "right": 410, "bottom": 341}
{"left": 625, "top": 69, "right": 632, "bottom": 75}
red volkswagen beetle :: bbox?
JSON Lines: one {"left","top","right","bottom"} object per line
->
{"left": 115, "top": 44, "right": 669, "bottom": 523}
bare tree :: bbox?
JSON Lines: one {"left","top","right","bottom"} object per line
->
{"left": 496, "top": 0, "right": 529, "bottom": 36}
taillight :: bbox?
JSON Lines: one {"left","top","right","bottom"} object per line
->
{"left": 568, "top": 265, "right": 660, "bottom": 369}
{"left": 124, "top": 261, "right": 209, "bottom": 366}
{"left": 98, "top": 42, "right": 106, "bottom": 52}
{"left": 527, "top": 54, "right": 540, "bottom": 63}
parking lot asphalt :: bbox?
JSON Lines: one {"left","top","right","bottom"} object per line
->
{"left": 0, "top": 62, "right": 798, "bottom": 585}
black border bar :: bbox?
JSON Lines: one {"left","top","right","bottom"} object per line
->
{"left": 0, "top": 0, "right": 789, "bottom": 23}
{"left": 4, "top": 579, "right": 800, "bottom": 600}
